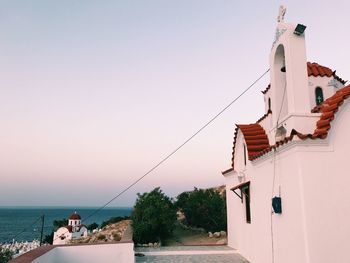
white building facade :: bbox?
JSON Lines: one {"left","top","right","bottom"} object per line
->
{"left": 53, "top": 212, "right": 88, "bottom": 245}
{"left": 222, "top": 8, "right": 350, "bottom": 263}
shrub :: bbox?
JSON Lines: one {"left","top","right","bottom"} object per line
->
{"left": 175, "top": 188, "right": 227, "bottom": 232}
{"left": 113, "top": 232, "right": 121, "bottom": 241}
{"left": 0, "top": 248, "right": 13, "bottom": 263}
{"left": 97, "top": 234, "right": 106, "bottom": 240}
{"left": 87, "top": 222, "right": 99, "bottom": 231}
{"left": 132, "top": 187, "right": 176, "bottom": 244}
{"left": 43, "top": 218, "right": 68, "bottom": 245}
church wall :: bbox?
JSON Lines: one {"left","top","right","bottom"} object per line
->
{"left": 298, "top": 100, "right": 350, "bottom": 263}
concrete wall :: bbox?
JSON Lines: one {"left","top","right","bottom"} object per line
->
{"left": 298, "top": 100, "right": 350, "bottom": 263}
{"left": 226, "top": 143, "right": 309, "bottom": 263}
{"left": 33, "top": 242, "right": 134, "bottom": 263}
{"left": 226, "top": 99, "right": 350, "bottom": 263}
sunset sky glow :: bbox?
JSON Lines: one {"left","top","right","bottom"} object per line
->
{"left": 1, "top": 0, "right": 350, "bottom": 206}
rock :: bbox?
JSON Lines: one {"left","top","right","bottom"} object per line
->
{"left": 213, "top": 232, "right": 221, "bottom": 238}
{"left": 220, "top": 231, "right": 227, "bottom": 237}
{"left": 216, "top": 239, "right": 227, "bottom": 245}
{"left": 208, "top": 232, "right": 213, "bottom": 238}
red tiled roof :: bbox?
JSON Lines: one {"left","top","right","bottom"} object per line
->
{"left": 261, "top": 62, "right": 342, "bottom": 94}
{"left": 307, "top": 62, "right": 333, "bottom": 77}
{"left": 65, "top": 225, "right": 73, "bottom": 233}
{"left": 261, "top": 84, "right": 271, "bottom": 94}
{"left": 63, "top": 224, "right": 86, "bottom": 233}
{"left": 69, "top": 212, "right": 81, "bottom": 220}
{"left": 230, "top": 124, "right": 269, "bottom": 167}
{"left": 313, "top": 84, "right": 350, "bottom": 137}
{"left": 228, "top": 84, "right": 350, "bottom": 166}
{"left": 256, "top": 109, "right": 272, "bottom": 123}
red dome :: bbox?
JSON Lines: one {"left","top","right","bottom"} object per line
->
{"left": 69, "top": 212, "right": 81, "bottom": 220}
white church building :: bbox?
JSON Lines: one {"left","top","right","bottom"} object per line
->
{"left": 53, "top": 211, "right": 88, "bottom": 245}
{"left": 222, "top": 7, "right": 350, "bottom": 263}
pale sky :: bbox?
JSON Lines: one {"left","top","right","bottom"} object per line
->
{"left": 1, "top": 0, "right": 349, "bottom": 207}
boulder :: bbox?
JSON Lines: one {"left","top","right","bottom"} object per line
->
{"left": 220, "top": 231, "right": 227, "bottom": 237}
{"left": 213, "top": 232, "right": 221, "bottom": 238}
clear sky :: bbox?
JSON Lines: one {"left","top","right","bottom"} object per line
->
{"left": 1, "top": 0, "right": 349, "bottom": 207}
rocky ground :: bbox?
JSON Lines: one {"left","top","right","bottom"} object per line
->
{"left": 162, "top": 223, "right": 227, "bottom": 246}
{"left": 70, "top": 220, "right": 131, "bottom": 244}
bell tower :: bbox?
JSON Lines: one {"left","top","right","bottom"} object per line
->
{"left": 269, "top": 6, "right": 318, "bottom": 141}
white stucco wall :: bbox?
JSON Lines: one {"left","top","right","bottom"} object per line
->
{"left": 226, "top": 101, "right": 350, "bottom": 263}
{"left": 226, "top": 142, "right": 311, "bottom": 263}
{"left": 297, "top": 100, "right": 350, "bottom": 263}
{"left": 33, "top": 243, "right": 134, "bottom": 263}
{"left": 53, "top": 227, "right": 72, "bottom": 245}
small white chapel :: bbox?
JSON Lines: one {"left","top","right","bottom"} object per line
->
{"left": 53, "top": 211, "right": 88, "bottom": 245}
{"left": 222, "top": 6, "right": 350, "bottom": 263}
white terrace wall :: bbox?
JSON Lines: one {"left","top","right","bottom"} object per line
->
{"left": 32, "top": 242, "right": 134, "bottom": 263}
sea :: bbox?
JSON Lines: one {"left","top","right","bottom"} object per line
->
{"left": 0, "top": 207, "right": 132, "bottom": 244}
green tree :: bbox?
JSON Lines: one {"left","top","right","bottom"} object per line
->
{"left": 53, "top": 218, "right": 68, "bottom": 230}
{"left": 0, "top": 248, "right": 13, "bottom": 263}
{"left": 175, "top": 188, "right": 227, "bottom": 232}
{"left": 43, "top": 218, "right": 68, "bottom": 245}
{"left": 87, "top": 222, "right": 99, "bottom": 231}
{"left": 132, "top": 187, "right": 176, "bottom": 244}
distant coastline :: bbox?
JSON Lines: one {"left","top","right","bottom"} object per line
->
{"left": 0, "top": 207, "right": 132, "bottom": 244}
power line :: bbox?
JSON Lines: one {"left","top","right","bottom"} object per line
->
{"left": 52, "top": 68, "right": 270, "bottom": 243}
{"left": 6, "top": 216, "right": 42, "bottom": 243}
{"left": 81, "top": 68, "right": 270, "bottom": 223}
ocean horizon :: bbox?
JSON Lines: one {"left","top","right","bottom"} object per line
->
{"left": 0, "top": 206, "right": 132, "bottom": 244}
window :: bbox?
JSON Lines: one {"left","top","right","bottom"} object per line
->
{"left": 243, "top": 144, "right": 247, "bottom": 166}
{"left": 231, "top": 181, "right": 251, "bottom": 223}
{"left": 315, "top": 87, "right": 324, "bottom": 105}
{"left": 242, "top": 185, "right": 251, "bottom": 223}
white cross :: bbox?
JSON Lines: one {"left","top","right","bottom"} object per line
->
{"left": 277, "top": 5, "right": 286, "bottom": 23}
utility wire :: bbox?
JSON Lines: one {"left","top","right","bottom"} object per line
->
{"left": 271, "top": 76, "right": 288, "bottom": 263}
{"left": 5, "top": 216, "right": 42, "bottom": 244}
{"left": 82, "top": 68, "right": 271, "bottom": 222}
{"left": 52, "top": 68, "right": 270, "bottom": 243}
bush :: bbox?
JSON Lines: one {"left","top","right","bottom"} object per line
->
{"left": 0, "top": 248, "right": 13, "bottom": 263}
{"left": 87, "top": 222, "right": 99, "bottom": 231}
{"left": 97, "top": 234, "right": 106, "bottom": 240}
{"left": 175, "top": 188, "right": 227, "bottom": 232}
{"left": 53, "top": 218, "right": 68, "bottom": 230}
{"left": 43, "top": 232, "right": 54, "bottom": 245}
{"left": 43, "top": 218, "right": 68, "bottom": 245}
{"left": 132, "top": 187, "right": 176, "bottom": 244}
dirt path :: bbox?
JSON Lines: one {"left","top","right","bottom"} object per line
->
{"left": 163, "top": 224, "right": 227, "bottom": 246}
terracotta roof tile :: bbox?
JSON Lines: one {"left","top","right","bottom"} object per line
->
{"left": 225, "top": 63, "right": 349, "bottom": 171}
{"left": 69, "top": 212, "right": 81, "bottom": 220}
{"left": 261, "top": 84, "right": 271, "bottom": 94}
{"left": 228, "top": 84, "right": 350, "bottom": 166}
{"left": 252, "top": 84, "right": 350, "bottom": 160}
{"left": 307, "top": 62, "right": 333, "bottom": 77}
{"left": 65, "top": 225, "right": 73, "bottom": 233}
{"left": 256, "top": 109, "right": 272, "bottom": 123}
{"left": 230, "top": 124, "right": 269, "bottom": 167}
{"left": 263, "top": 62, "right": 345, "bottom": 97}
